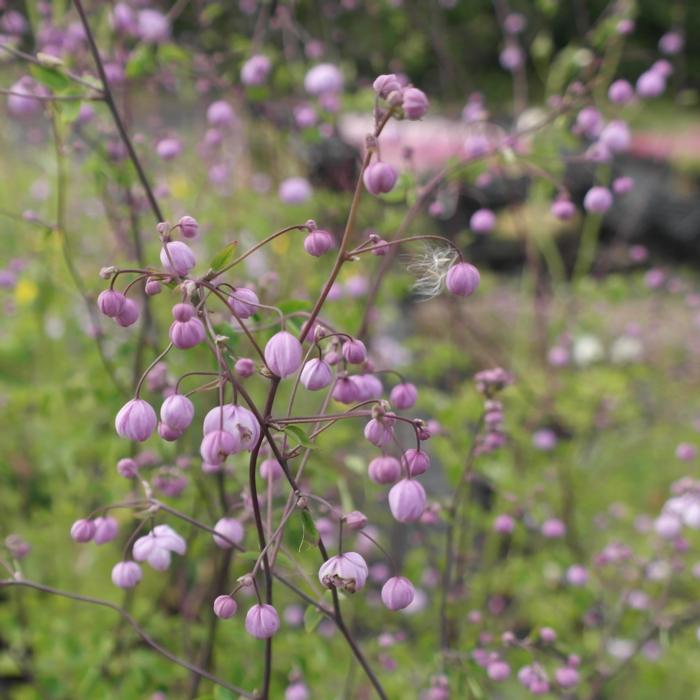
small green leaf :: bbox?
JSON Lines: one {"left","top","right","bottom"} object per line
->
{"left": 303, "top": 604, "right": 323, "bottom": 633}
{"left": 125, "top": 44, "right": 156, "bottom": 79}
{"left": 283, "top": 424, "right": 316, "bottom": 450}
{"left": 298, "top": 509, "right": 319, "bottom": 552}
{"left": 30, "top": 64, "right": 71, "bottom": 91}
{"left": 210, "top": 242, "right": 238, "bottom": 272}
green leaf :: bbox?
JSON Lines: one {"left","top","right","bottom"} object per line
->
{"left": 209, "top": 242, "right": 238, "bottom": 272}
{"left": 298, "top": 509, "right": 319, "bottom": 552}
{"left": 283, "top": 424, "right": 316, "bottom": 450}
{"left": 125, "top": 44, "right": 156, "bottom": 79}
{"left": 303, "top": 604, "right": 323, "bottom": 633}
{"left": 30, "top": 64, "right": 71, "bottom": 91}
{"left": 59, "top": 99, "right": 82, "bottom": 125}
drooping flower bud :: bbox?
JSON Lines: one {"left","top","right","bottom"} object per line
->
{"left": 160, "top": 241, "right": 196, "bottom": 276}
{"left": 97, "top": 289, "right": 126, "bottom": 317}
{"left": 608, "top": 79, "right": 634, "bottom": 105}
{"left": 145, "top": 278, "right": 162, "bottom": 295}
{"left": 245, "top": 603, "right": 280, "bottom": 639}
{"left": 373, "top": 73, "right": 402, "bottom": 98}
{"left": 213, "top": 594, "right": 238, "bottom": 619}
{"left": 402, "top": 448, "right": 430, "bottom": 476}
{"left": 169, "top": 315, "right": 206, "bottom": 350}
{"left": 264, "top": 331, "right": 303, "bottom": 378}
{"left": 228, "top": 287, "right": 259, "bottom": 319}
{"left": 368, "top": 455, "right": 401, "bottom": 484}
{"left": 390, "top": 382, "right": 417, "bottom": 409}
{"left": 200, "top": 430, "right": 239, "bottom": 465}
{"left": 551, "top": 197, "right": 575, "bottom": 220}
{"left": 213, "top": 517, "right": 244, "bottom": 549}
{"left": 115, "top": 298, "right": 140, "bottom": 327}
{"left": 636, "top": 70, "right": 666, "bottom": 99}
{"left": 207, "top": 100, "right": 235, "bottom": 128}
{"left": 318, "top": 552, "right": 368, "bottom": 593}
{"left": 241, "top": 54, "right": 272, "bottom": 86}
{"left": 342, "top": 338, "right": 367, "bottom": 364}
{"left": 159, "top": 422, "right": 182, "bottom": 441}
{"left": 117, "top": 457, "right": 139, "bottom": 478}
{"left": 202, "top": 404, "right": 260, "bottom": 451}
{"left": 469, "top": 208, "right": 496, "bottom": 233}
{"left": 381, "top": 576, "right": 415, "bottom": 610}
{"left": 344, "top": 511, "right": 368, "bottom": 530}
{"left": 333, "top": 375, "right": 360, "bottom": 404}
{"left": 583, "top": 186, "right": 613, "bottom": 214}
{"left": 402, "top": 87, "right": 429, "bottom": 119}
{"left": 160, "top": 394, "right": 195, "bottom": 432}
{"left": 363, "top": 162, "right": 398, "bottom": 196}
{"left": 178, "top": 215, "right": 199, "bottom": 239}
{"left": 235, "top": 357, "right": 256, "bottom": 378}
{"left": 260, "top": 458, "right": 284, "bottom": 481}
{"left": 111, "top": 560, "right": 143, "bottom": 588}
{"left": 70, "top": 519, "right": 96, "bottom": 543}
{"left": 364, "top": 418, "right": 394, "bottom": 448}
{"left": 445, "top": 262, "right": 480, "bottom": 297}
{"left": 388, "top": 479, "right": 426, "bottom": 523}
{"left": 300, "top": 358, "right": 333, "bottom": 390}
{"left": 90, "top": 515, "right": 118, "bottom": 545}
{"left": 303, "top": 229, "right": 334, "bottom": 257}
{"left": 115, "top": 398, "right": 157, "bottom": 441}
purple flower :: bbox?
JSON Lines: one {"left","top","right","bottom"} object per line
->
{"left": 200, "top": 430, "right": 240, "bottom": 465}
{"left": 368, "top": 455, "right": 401, "bottom": 484}
{"left": 599, "top": 120, "right": 631, "bottom": 153}
{"left": 235, "top": 357, "right": 255, "bottom": 378}
{"left": 115, "top": 399, "right": 157, "bottom": 441}
{"left": 636, "top": 70, "right": 666, "bottom": 99}
{"left": 98, "top": 290, "right": 126, "bottom": 317}
{"left": 551, "top": 197, "right": 576, "bottom": 220}
{"left": 245, "top": 603, "right": 280, "bottom": 639}
{"left": 659, "top": 31, "right": 684, "bottom": 55}
{"left": 342, "top": 339, "right": 367, "bottom": 364}
{"left": 390, "top": 382, "right": 417, "bottom": 409}
{"left": 304, "top": 63, "right": 343, "bottom": 95}
{"left": 93, "top": 516, "right": 119, "bottom": 545}
{"left": 155, "top": 137, "right": 182, "bottom": 161}
{"left": 160, "top": 394, "right": 195, "bottom": 433}
{"left": 228, "top": 287, "right": 259, "bottom": 319}
{"left": 470, "top": 208, "right": 496, "bottom": 233}
{"left": 487, "top": 660, "right": 511, "bottom": 681}
{"left": 207, "top": 101, "right": 235, "bottom": 128}
{"left": 178, "top": 215, "right": 199, "bottom": 239}
{"left": 117, "top": 458, "right": 139, "bottom": 478}
{"left": 111, "top": 561, "right": 143, "bottom": 588}
{"left": 264, "top": 331, "right": 303, "bottom": 378}
{"left": 402, "top": 87, "right": 429, "bottom": 119}
{"left": 318, "top": 552, "right": 369, "bottom": 592}
{"left": 202, "top": 404, "right": 260, "bottom": 451}
{"left": 160, "top": 241, "right": 196, "bottom": 276}
{"left": 70, "top": 519, "right": 95, "bottom": 543}
{"left": 445, "top": 262, "right": 480, "bottom": 297}
{"left": 373, "top": 73, "right": 402, "bottom": 99}
{"left": 136, "top": 9, "right": 170, "bottom": 43}
{"left": 363, "top": 162, "right": 398, "bottom": 196}
{"left": 364, "top": 417, "right": 395, "bottom": 448}
{"left": 402, "top": 449, "right": 430, "bottom": 476}
{"left": 260, "top": 458, "right": 284, "bottom": 481}
{"left": 381, "top": 576, "right": 415, "bottom": 610}
{"left": 133, "top": 524, "right": 186, "bottom": 571}
{"left": 7, "top": 76, "right": 45, "bottom": 118}
{"left": 583, "top": 186, "right": 613, "bottom": 214}
{"left": 115, "top": 298, "right": 140, "bottom": 327}
{"left": 608, "top": 79, "right": 634, "bottom": 105}
{"left": 541, "top": 518, "right": 566, "bottom": 539}
{"left": 300, "top": 358, "right": 333, "bottom": 390}
{"left": 213, "top": 595, "right": 237, "bottom": 619}
{"left": 303, "top": 229, "right": 334, "bottom": 256}
{"left": 241, "top": 54, "right": 272, "bottom": 86}
{"left": 279, "top": 177, "right": 313, "bottom": 204}
{"left": 169, "top": 304, "right": 205, "bottom": 348}
{"left": 388, "top": 479, "right": 426, "bottom": 522}
{"left": 212, "top": 518, "right": 244, "bottom": 549}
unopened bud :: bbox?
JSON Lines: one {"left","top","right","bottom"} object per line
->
{"left": 99, "top": 266, "right": 118, "bottom": 279}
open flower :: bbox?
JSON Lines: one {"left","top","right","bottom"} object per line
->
{"left": 132, "top": 524, "right": 186, "bottom": 571}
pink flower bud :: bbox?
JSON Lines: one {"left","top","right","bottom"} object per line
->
{"left": 470, "top": 208, "right": 496, "bottom": 233}
{"left": 235, "top": 357, "right": 255, "bottom": 378}
{"left": 111, "top": 561, "right": 143, "bottom": 588}
{"left": 245, "top": 603, "right": 280, "bottom": 639}
{"left": 213, "top": 518, "right": 244, "bottom": 549}
{"left": 342, "top": 338, "right": 367, "bottom": 364}
{"left": 115, "top": 298, "right": 140, "bottom": 327}
{"left": 228, "top": 287, "right": 259, "bottom": 319}
{"left": 555, "top": 666, "right": 579, "bottom": 688}
{"left": 390, "top": 382, "right": 417, "bottom": 409}
{"left": 93, "top": 516, "right": 119, "bottom": 545}
{"left": 551, "top": 197, "right": 576, "bottom": 220}
{"left": 445, "top": 262, "right": 480, "bottom": 297}
{"left": 304, "top": 63, "right": 343, "bottom": 95}
{"left": 363, "top": 162, "right": 398, "bottom": 195}
{"left": 351, "top": 374, "right": 383, "bottom": 400}
{"left": 487, "top": 660, "right": 511, "bottom": 681}
{"left": 541, "top": 518, "right": 566, "bottom": 538}
{"left": 608, "top": 79, "right": 634, "bottom": 105}
{"left": 493, "top": 514, "right": 515, "bottom": 534}
{"left": 117, "top": 457, "right": 139, "bottom": 478}
{"left": 156, "top": 137, "right": 182, "bottom": 161}
{"left": 636, "top": 70, "right": 666, "bottom": 98}
{"left": 676, "top": 442, "right": 697, "bottom": 460}
{"left": 300, "top": 358, "right": 333, "bottom": 390}
{"left": 403, "top": 87, "right": 429, "bottom": 119}
{"left": 566, "top": 564, "right": 588, "bottom": 586}
{"left": 279, "top": 177, "right": 313, "bottom": 204}
{"left": 540, "top": 626, "right": 556, "bottom": 643}
{"left": 98, "top": 289, "right": 126, "bottom": 317}
{"left": 213, "top": 594, "right": 238, "bottom": 619}
{"left": 344, "top": 511, "right": 368, "bottom": 530}
{"left": 158, "top": 422, "right": 182, "bottom": 441}
{"left": 115, "top": 398, "right": 157, "bottom": 441}
{"left": 160, "top": 241, "right": 196, "bottom": 276}
{"left": 169, "top": 317, "right": 206, "bottom": 349}
{"left": 381, "top": 576, "right": 415, "bottom": 610}
{"left": 5, "top": 534, "right": 30, "bottom": 560}
{"left": 373, "top": 73, "right": 402, "bottom": 98}
{"left": 145, "top": 278, "right": 162, "bottom": 295}
{"left": 659, "top": 31, "right": 683, "bottom": 55}
{"left": 319, "top": 552, "right": 368, "bottom": 592}
{"left": 364, "top": 418, "right": 395, "bottom": 448}
{"left": 136, "top": 8, "right": 170, "bottom": 43}
{"left": 260, "top": 458, "right": 284, "bottom": 481}
{"left": 285, "top": 682, "right": 310, "bottom": 700}
{"left": 368, "top": 456, "right": 401, "bottom": 484}
{"left": 207, "top": 101, "right": 235, "bottom": 128}
{"left": 160, "top": 394, "right": 194, "bottom": 432}
{"left": 178, "top": 215, "right": 199, "bottom": 238}
{"left": 612, "top": 176, "right": 634, "bottom": 195}
{"left": 333, "top": 376, "right": 360, "bottom": 404}
{"left": 303, "top": 229, "right": 334, "bottom": 256}
{"left": 200, "top": 429, "right": 239, "bottom": 465}
{"left": 264, "top": 331, "right": 303, "bottom": 378}
{"left": 600, "top": 120, "right": 630, "bottom": 153}
{"left": 70, "top": 519, "right": 95, "bottom": 542}
{"left": 402, "top": 449, "right": 430, "bottom": 476}
{"left": 202, "top": 404, "right": 259, "bottom": 450}
{"left": 583, "top": 186, "right": 613, "bottom": 214}
{"left": 241, "top": 54, "right": 272, "bottom": 86}
{"left": 388, "top": 479, "right": 426, "bottom": 522}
